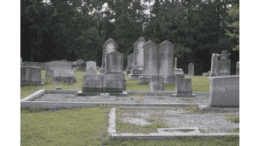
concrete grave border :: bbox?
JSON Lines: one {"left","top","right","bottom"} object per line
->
{"left": 108, "top": 107, "right": 239, "bottom": 140}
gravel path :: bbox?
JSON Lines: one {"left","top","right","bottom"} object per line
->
{"left": 118, "top": 108, "right": 239, "bottom": 133}
{"left": 36, "top": 94, "right": 209, "bottom": 104}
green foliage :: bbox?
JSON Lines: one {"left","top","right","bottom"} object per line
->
{"left": 225, "top": 4, "right": 239, "bottom": 51}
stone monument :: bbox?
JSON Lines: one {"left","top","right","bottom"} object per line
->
{"left": 173, "top": 78, "right": 195, "bottom": 97}
{"left": 21, "top": 66, "right": 43, "bottom": 86}
{"left": 236, "top": 61, "right": 239, "bottom": 75}
{"left": 218, "top": 50, "right": 231, "bottom": 76}
{"left": 126, "top": 53, "right": 134, "bottom": 75}
{"left": 188, "top": 63, "right": 194, "bottom": 76}
{"left": 139, "top": 40, "right": 159, "bottom": 83}
{"left": 100, "top": 38, "right": 118, "bottom": 74}
{"left": 129, "top": 37, "right": 146, "bottom": 80}
{"left": 158, "top": 40, "right": 175, "bottom": 84}
{"left": 105, "top": 52, "right": 124, "bottom": 74}
{"left": 51, "top": 69, "right": 77, "bottom": 85}
{"left": 45, "top": 60, "right": 72, "bottom": 79}
{"left": 209, "top": 76, "right": 239, "bottom": 107}
{"left": 209, "top": 53, "right": 220, "bottom": 77}
{"left": 86, "top": 61, "right": 96, "bottom": 74}
{"left": 174, "top": 57, "right": 184, "bottom": 79}
{"left": 149, "top": 81, "right": 165, "bottom": 91}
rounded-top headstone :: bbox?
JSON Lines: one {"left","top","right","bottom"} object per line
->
{"left": 133, "top": 37, "right": 146, "bottom": 70}
{"left": 158, "top": 40, "right": 174, "bottom": 76}
{"left": 102, "top": 38, "right": 118, "bottom": 53}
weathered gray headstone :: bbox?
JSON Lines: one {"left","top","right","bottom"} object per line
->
{"left": 82, "top": 74, "right": 103, "bottom": 92}
{"left": 45, "top": 60, "right": 72, "bottom": 79}
{"left": 21, "top": 66, "right": 43, "bottom": 86}
{"left": 76, "top": 59, "right": 84, "bottom": 66}
{"left": 173, "top": 57, "right": 184, "bottom": 80}
{"left": 86, "top": 61, "right": 96, "bottom": 75}
{"left": 158, "top": 40, "right": 175, "bottom": 84}
{"left": 139, "top": 40, "right": 159, "bottom": 83}
{"left": 103, "top": 74, "right": 124, "bottom": 93}
{"left": 149, "top": 81, "right": 165, "bottom": 91}
{"left": 105, "top": 51, "right": 124, "bottom": 74}
{"left": 209, "top": 54, "right": 220, "bottom": 77}
{"left": 236, "top": 61, "right": 239, "bottom": 75}
{"left": 209, "top": 76, "right": 239, "bottom": 107}
{"left": 188, "top": 63, "right": 194, "bottom": 76}
{"left": 51, "top": 69, "right": 77, "bottom": 85}
{"left": 129, "top": 37, "right": 146, "bottom": 80}
{"left": 126, "top": 53, "right": 134, "bottom": 75}
{"left": 100, "top": 38, "right": 118, "bottom": 74}
{"left": 218, "top": 50, "right": 231, "bottom": 76}
{"left": 173, "top": 78, "right": 195, "bottom": 97}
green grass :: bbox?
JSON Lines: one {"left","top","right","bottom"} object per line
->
{"left": 104, "top": 136, "right": 239, "bottom": 146}
{"left": 226, "top": 114, "right": 239, "bottom": 123}
{"left": 21, "top": 107, "right": 110, "bottom": 146}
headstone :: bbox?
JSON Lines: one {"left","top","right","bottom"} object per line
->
{"left": 158, "top": 40, "right": 175, "bottom": 84}
{"left": 218, "top": 50, "right": 231, "bottom": 76}
{"left": 188, "top": 63, "right": 194, "bottom": 76}
{"left": 173, "top": 78, "right": 195, "bottom": 97}
{"left": 76, "top": 59, "right": 84, "bottom": 66}
{"left": 126, "top": 53, "right": 134, "bottom": 75}
{"left": 51, "top": 69, "right": 77, "bottom": 85}
{"left": 236, "top": 61, "right": 239, "bottom": 75}
{"left": 173, "top": 57, "right": 184, "bottom": 80}
{"left": 96, "top": 66, "right": 100, "bottom": 70}
{"left": 139, "top": 40, "right": 159, "bottom": 83}
{"left": 21, "top": 66, "right": 43, "bottom": 86}
{"left": 209, "top": 76, "right": 239, "bottom": 107}
{"left": 45, "top": 60, "right": 72, "bottom": 79}
{"left": 105, "top": 52, "right": 124, "bottom": 74}
{"left": 129, "top": 37, "right": 146, "bottom": 80}
{"left": 149, "top": 81, "right": 165, "bottom": 91}
{"left": 100, "top": 38, "right": 118, "bottom": 74}
{"left": 209, "top": 54, "right": 220, "bottom": 77}
{"left": 82, "top": 74, "right": 103, "bottom": 92}
{"left": 86, "top": 61, "right": 96, "bottom": 75}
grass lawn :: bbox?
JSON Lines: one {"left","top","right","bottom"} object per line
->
{"left": 20, "top": 70, "right": 237, "bottom": 145}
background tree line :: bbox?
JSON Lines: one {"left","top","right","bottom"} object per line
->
{"left": 21, "top": 0, "right": 239, "bottom": 75}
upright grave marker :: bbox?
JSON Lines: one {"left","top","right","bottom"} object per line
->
{"left": 139, "top": 40, "right": 159, "bottom": 83}
{"left": 21, "top": 66, "right": 43, "bottom": 86}
{"left": 173, "top": 78, "right": 195, "bottom": 97}
{"left": 51, "top": 69, "right": 77, "bottom": 85}
{"left": 126, "top": 53, "right": 134, "bottom": 75}
{"left": 100, "top": 38, "right": 118, "bottom": 74}
{"left": 209, "top": 76, "right": 239, "bottom": 107}
{"left": 209, "top": 54, "right": 220, "bottom": 77}
{"left": 45, "top": 60, "right": 72, "bottom": 79}
{"left": 158, "top": 40, "right": 175, "bottom": 84}
{"left": 236, "top": 61, "right": 239, "bottom": 75}
{"left": 105, "top": 52, "right": 124, "bottom": 74}
{"left": 188, "top": 63, "right": 194, "bottom": 76}
{"left": 86, "top": 61, "right": 96, "bottom": 74}
{"left": 218, "top": 50, "right": 231, "bottom": 76}
{"left": 129, "top": 37, "right": 146, "bottom": 80}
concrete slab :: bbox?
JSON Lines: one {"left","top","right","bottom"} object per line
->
{"left": 108, "top": 108, "right": 116, "bottom": 135}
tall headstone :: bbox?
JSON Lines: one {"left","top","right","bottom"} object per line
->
{"left": 158, "top": 40, "right": 175, "bottom": 84}
{"left": 174, "top": 57, "right": 184, "bottom": 80}
{"left": 45, "top": 60, "right": 72, "bottom": 79}
{"left": 173, "top": 78, "right": 195, "bottom": 97}
{"left": 139, "top": 40, "right": 159, "bottom": 83}
{"left": 21, "top": 66, "right": 43, "bottom": 86}
{"left": 86, "top": 61, "right": 97, "bottom": 74}
{"left": 126, "top": 53, "right": 134, "bottom": 75}
{"left": 218, "top": 50, "right": 231, "bottom": 76}
{"left": 209, "top": 54, "right": 220, "bottom": 77}
{"left": 236, "top": 61, "right": 239, "bottom": 75}
{"left": 188, "top": 63, "right": 194, "bottom": 76}
{"left": 209, "top": 76, "right": 239, "bottom": 107}
{"left": 129, "top": 37, "right": 146, "bottom": 80}
{"left": 105, "top": 52, "right": 124, "bottom": 74}
{"left": 100, "top": 38, "right": 118, "bottom": 74}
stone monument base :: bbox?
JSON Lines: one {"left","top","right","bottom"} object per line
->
{"left": 172, "top": 92, "right": 195, "bottom": 98}
{"left": 159, "top": 76, "right": 175, "bottom": 84}
{"left": 51, "top": 77, "right": 77, "bottom": 85}
{"left": 77, "top": 91, "right": 127, "bottom": 97}
{"left": 138, "top": 76, "right": 159, "bottom": 83}
{"left": 149, "top": 81, "right": 164, "bottom": 91}
{"left": 128, "top": 74, "right": 142, "bottom": 80}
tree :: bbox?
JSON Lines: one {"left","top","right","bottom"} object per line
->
{"left": 225, "top": 4, "right": 239, "bottom": 51}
